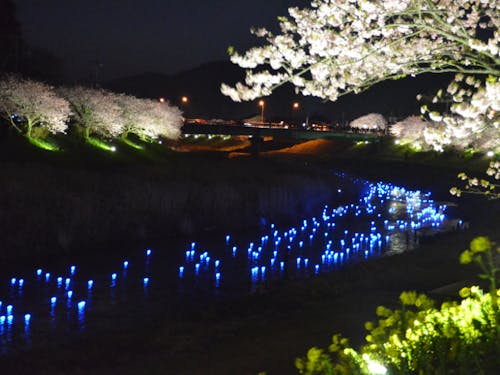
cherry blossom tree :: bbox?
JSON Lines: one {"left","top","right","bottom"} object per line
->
{"left": 59, "top": 86, "right": 124, "bottom": 140}
{"left": 391, "top": 115, "right": 432, "bottom": 145}
{"left": 0, "top": 75, "right": 71, "bottom": 137}
{"left": 350, "top": 113, "right": 387, "bottom": 131}
{"left": 222, "top": 0, "right": 499, "bottom": 103}
{"left": 115, "top": 95, "right": 183, "bottom": 142}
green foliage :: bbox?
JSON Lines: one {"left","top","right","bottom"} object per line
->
{"left": 295, "top": 237, "right": 500, "bottom": 374}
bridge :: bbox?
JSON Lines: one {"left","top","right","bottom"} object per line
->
{"left": 182, "top": 121, "right": 382, "bottom": 142}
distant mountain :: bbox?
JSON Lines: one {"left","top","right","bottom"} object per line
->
{"left": 104, "top": 60, "right": 453, "bottom": 123}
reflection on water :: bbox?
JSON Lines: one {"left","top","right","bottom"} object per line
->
{"left": 0, "top": 175, "right": 463, "bottom": 354}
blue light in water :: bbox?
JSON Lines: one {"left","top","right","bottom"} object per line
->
{"left": 70, "top": 265, "right": 76, "bottom": 275}
{"left": 123, "top": 260, "right": 129, "bottom": 269}
{"left": 146, "top": 249, "right": 152, "bottom": 256}
{"left": 36, "top": 269, "right": 42, "bottom": 276}
{"left": 6, "top": 305, "right": 13, "bottom": 315}
{"left": 87, "top": 280, "right": 94, "bottom": 289}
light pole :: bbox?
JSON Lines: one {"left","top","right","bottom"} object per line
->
{"left": 259, "top": 100, "right": 265, "bottom": 124}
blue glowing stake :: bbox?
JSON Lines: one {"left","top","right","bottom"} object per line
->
{"left": 10, "top": 278, "right": 16, "bottom": 286}
{"left": 45, "top": 273, "right": 51, "bottom": 282}
{"left": 215, "top": 260, "right": 220, "bottom": 268}
{"left": 315, "top": 265, "right": 320, "bottom": 274}
{"left": 18, "top": 279, "right": 24, "bottom": 287}
{"left": 7, "top": 315, "right": 13, "bottom": 325}
{"left": 51, "top": 297, "right": 57, "bottom": 305}
{"left": 70, "top": 265, "right": 76, "bottom": 275}
{"left": 143, "top": 277, "right": 150, "bottom": 286}
{"left": 24, "top": 314, "right": 31, "bottom": 324}
{"left": 123, "top": 260, "right": 129, "bottom": 269}
{"left": 111, "top": 273, "right": 117, "bottom": 280}
{"left": 195, "top": 263, "right": 200, "bottom": 274}
{"left": 65, "top": 278, "right": 71, "bottom": 289}
{"left": 67, "top": 290, "right": 73, "bottom": 299}
{"left": 36, "top": 269, "right": 42, "bottom": 277}
{"left": 0, "top": 316, "right": 5, "bottom": 325}
{"left": 6, "top": 305, "right": 13, "bottom": 315}
{"left": 146, "top": 249, "right": 152, "bottom": 256}
{"left": 225, "top": 235, "right": 230, "bottom": 243}
{"left": 87, "top": 280, "right": 94, "bottom": 289}
{"left": 179, "top": 266, "right": 184, "bottom": 277}
{"left": 77, "top": 301, "right": 86, "bottom": 311}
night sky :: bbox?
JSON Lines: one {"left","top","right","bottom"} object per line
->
{"left": 14, "top": 0, "right": 310, "bottom": 82}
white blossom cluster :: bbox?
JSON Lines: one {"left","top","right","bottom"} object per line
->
{"left": 0, "top": 76, "right": 71, "bottom": 136}
{"left": 350, "top": 113, "right": 387, "bottom": 130}
{"left": 419, "top": 76, "right": 500, "bottom": 152}
{"left": 0, "top": 76, "right": 183, "bottom": 142}
{"left": 222, "top": 0, "right": 499, "bottom": 103}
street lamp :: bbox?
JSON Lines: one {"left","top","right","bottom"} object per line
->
{"left": 159, "top": 97, "right": 165, "bottom": 103}
{"left": 293, "top": 102, "right": 299, "bottom": 110}
{"left": 259, "top": 100, "right": 265, "bottom": 124}
{"left": 181, "top": 96, "right": 188, "bottom": 104}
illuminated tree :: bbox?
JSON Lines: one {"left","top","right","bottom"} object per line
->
{"left": 115, "top": 95, "right": 183, "bottom": 142}
{"left": 391, "top": 115, "right": 432, "bottom": 146}
{"left": 0, "top": 75, "right": 70, "bottom": 137}
{"left": 59, "top": 86, "right": 124, "bottom": 140}
{"left": 349, "top": 113, "right": 387, "bottom": 131}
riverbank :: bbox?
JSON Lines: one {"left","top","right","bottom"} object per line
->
{"left": 0, "top": 137, "right": 499, "bottom": 374}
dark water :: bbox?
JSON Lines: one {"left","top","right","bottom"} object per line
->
{"left": 0, "top": 173, "right": 463, "bottom": 355}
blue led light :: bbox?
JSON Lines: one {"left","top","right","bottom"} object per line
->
{"left": 45, "top": 273, "right": 51, "bottom": 282}
{"left": 36, "top": 269, "right": 42, "bottom": 276}
{"left": 87, "top": 280, "right": 94, "bottom": 289}
{"left": 67, "top": 290, "right": 73, "bottom": 299}
{"left": 0, "top": 316, "right": 5, "bottom": 325}
{"left": 18, "top": 279, "right": 24, "bottom": 287}
{"left": 111, "top": 273, "right": 117, "bottom": 280}
{"left": 51, "top": 297, "right": 57, "bottom": 304}
{"left": 24, "top": 314, "right": 31, "bottom": 323}
{"left": 77, "top": 301, "right": 86, "bottom": 310}
{"left": 70, "top": 265, "right": 76, "bottom": 275}
{"left": 146, "top": 249, "right": 152, "bottom": 256}
{"left": 143, "top": 277, "right": 150, "bottom": 285}
{"left": 123, "top": 260, "right": 129, "bottom": 269}
{"left": 6, "top": 305, "right": 13, "bottom": 315}
{"left": 10, "top": 278, "right": 16, "bottom": 286}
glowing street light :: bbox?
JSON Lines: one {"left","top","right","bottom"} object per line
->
{"left": 259, "top": 100, "right": 265, "bottom": 123}
{"left": 293, "top": 102, "right": 300, "bottom": 110}
{"left": 159, "top": 97, "right": 165, "bottom": 103}
{"left": 181, "top": 96, "right": 188, "bottom": 104}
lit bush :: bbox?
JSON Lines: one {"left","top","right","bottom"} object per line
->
{"left": 295, "top": 237, "right": 500, "bottom": 374}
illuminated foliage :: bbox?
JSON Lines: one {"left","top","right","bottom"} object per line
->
{"left": 58, "top": 86, "right": 124, "bottom": 140}
{"left": 0, "top": 75, "right": 71, "bottom": 137}
{"left": 222, "top": 1, "right": 499, "bottom": 103}
{"left": 115, "top": 95, "right": 183, "bottom": 142}
{"left": 295, "top": 237, "right": 500, "bottom": 374}
{"left": 450, "top": 161, "right": 500, "bottom": 199}
{"left": 350, "top": 113, "right": 387, "bottom": 131}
